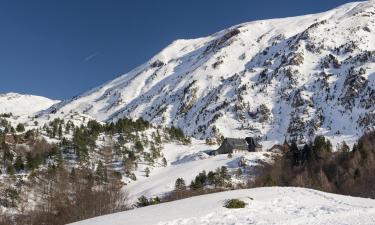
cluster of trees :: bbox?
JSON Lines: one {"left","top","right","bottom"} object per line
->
{"left": 0, "top": 166, "right": 128, "bottom": 225}
{"left": 106, "top": 118, "right": 150, "bottom": 134}
{"left": 2, "top": 116, "right": 187, "bottom": 176}
{"left": 44, "top": 118, "right": 64, "bottom": 138}
{"left": 0, "top": 118, "right": 15, "bottom": 134}
{"left": 135, "top": 167, "right": 233, "bottom": 207}
{"left": 0, "top": 113, "right": 12, "bottom": 118}
{"left": 253, "top": 132, "right": 375, "bottom": 198}
{"left": 189, "top": 167, "right": 231, "bottom": 190}
{"left": 165, "top": 126, "right": 191, "bottom": 144}
{"left": 0, "top": 135, "right": 60, "bottom": 175}
{"left": 0, "top": 116, "right": 194, "bottom": 223}
{"left": 135, "top": 195, "right": 161, "bottom": 207}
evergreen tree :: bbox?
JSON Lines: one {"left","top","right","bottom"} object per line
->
{"left": 290, "top": 141, "right": 300, "bottom": 166}
{"left": 69, "top": 167, "right": 76, "bottom": 183}
{"left": 7, "top": 165, "right": 15, "bottom": 175}
{"left": 191, "top": 170, "right": 207, "bottom": 189}
{"left": 236, "top": 168, "right": 242, "bottom": 178}
{"left": 58, "top": 124, "right": 63, "bottom": 138}
{"left": 313, "top": 135, "right": 332, "bottom": 158}
{"left": 117, "top": 134, "right": 126, "bottom": 146}
{"left": 16, "top": 123, "right": 25, "bottom": 132}
{"left": 26, "top": 152, "right": 38, "bottom": 171}
{"left": 207, "top": 171, "right": 216, "bottom": 185}
{"left": 14, "top": 156, "right": 24, "bottom": 172}
{"left": 5, "top": 187, "right": 19, "bottom": 207}
{"left": 220, "top": 166, "right": 230, "bottom": 181}
{"left": 134, "top": 140, "right": 144, "bottom": 152}
{"left": 339, "top": 141, "right": 350, "bottom": 160}
{"left": 174, "top": 178, "right": 186, "bottom": 190}
{"left": 95, "top": 161, "right": 106, "bottom": 184}
{"left": 145, "top": 167, "right": 150, "bottom": 177}
{"left": 162, "top": 157, "right": 167, "bottom": 167}
{"left": 2, "top": 141, "right": 11, "bottom": 168}
{"left": 136, "top": 196, "right": 149, "bottom": 207}
{"left": 149, "top": 197, "right": 160, "bottom": 205}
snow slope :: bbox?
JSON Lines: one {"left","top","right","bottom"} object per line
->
{"left": 41, "top": 1, "right": 375, "bottom": 146}
{"left": 71, "top": 187, "right": 375, "bottom": 225}
{"left": 0, "top": 93, "right": 58, "bottom": 116}
{"left": 125, "top": 139, "right": 270, "bottom": 200}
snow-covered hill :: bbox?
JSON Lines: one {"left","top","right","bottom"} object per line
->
{"left": 70, "top": 187, "right": 375, "bottom": 225}
{"left": 0, "top": 93, "right": 59, "bottom": 116}
{"left": 41, "top": 1, "right": 375, "bottom": 146}
{"left": 0, "top": 93, "right": 58, "bottom": 116}
{"left": 124, "top": 139, "right": 270, "bottom": 200}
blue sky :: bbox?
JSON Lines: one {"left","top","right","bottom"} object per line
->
{"left": 0, "top": 0, "right": 360, "bottom": 100}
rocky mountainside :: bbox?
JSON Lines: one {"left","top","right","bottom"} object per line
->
{"left": 42, "top": 1, "right": 375, "bottom": 146}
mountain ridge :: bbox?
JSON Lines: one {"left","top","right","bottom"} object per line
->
{"left": 38, "top": 0, "right": 375, "bottom": 147}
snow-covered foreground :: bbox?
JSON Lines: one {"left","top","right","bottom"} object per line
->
{"left": 71, "top": 187, "right": 375, "bottom": 225}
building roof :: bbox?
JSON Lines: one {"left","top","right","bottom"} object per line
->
{"left": 225, "top": 138, "right": 249, "bottom": 150}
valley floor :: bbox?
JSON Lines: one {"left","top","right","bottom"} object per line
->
{"left": 70, "top": 187, "right": 375, "bottom": 225}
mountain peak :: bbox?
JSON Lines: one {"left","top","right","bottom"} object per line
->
{"left": 40, "top": 1, "right": 375, "bottom": 147}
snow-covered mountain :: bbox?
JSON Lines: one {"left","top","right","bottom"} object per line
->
{"left": 0, "top": 93, "right": 59, "bottom": 117}
{"left": 42, "top": 1, "right": 375, "bottom": 145}
{"left": 71, "top": 187, "right": 375, "bottom": 225}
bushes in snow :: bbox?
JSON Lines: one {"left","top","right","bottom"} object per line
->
{"left": 224, "top": 199, "right": 247, "bottom": 208}
{"left": 136, "top": 195, "right": 161, "bottom": 207}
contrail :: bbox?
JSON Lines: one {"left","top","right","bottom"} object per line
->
{"left": 83, "top": 52, "right": 99, "bottom": 62}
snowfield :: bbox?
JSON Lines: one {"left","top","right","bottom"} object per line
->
{"left": 125, "top": 139, "right": 271, "bottom": 200}
{"left": 0, "top": 92, "right": 59, "bottom": 128}
{"left": 71, "top": 187, "right": 375, "bottom": 225}
{"left": 0, "top": 93, "right": 58, "bottom": 116}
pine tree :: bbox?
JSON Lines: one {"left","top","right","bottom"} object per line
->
{"left": 2, "top": 141, "right": 11, "bottom": 168}
{"left": 136, "top": 196, "right": 150, "bottom": 207}
{"left": 58, "top": 124, "right": 63, "bottom": 138}
{"left": 14, "top": 156, "right": 24, "bottom": 172}
{"left": 69, "top": 167, "right": 76, "bottom": 183}
{"left": 339, "top": 141, "right": 350, "bottom": 160}
{"left": 135, "top": 140, "right": 144, "bottom": 152}
{"left": 236, "top": 168, "right": 242, "bottom": 177}
{"left": 145, "top": 167, "right": 150, "bottom": 177}
{"left": 162, "top": 157, "right": 167, "bottom": 167}
{"left": 5, "top": 187, "right": 19, "bottom": 207}
{"left": 118, "top": 135, "right": 125, "bottom": 146}
{"left": 95, "top": 161, "right": 106, "bottom": 183}
{"left": 16, "top": 123, "right": 25, "bottom": 132}
{"left": 7, "top": 165, "right": 15, "bottom": 175}
{"left": 290, "top": 141, "right": 300, "bottom": 166}
{"left": 174, "top": 178, "right": 186, "bottom": 190}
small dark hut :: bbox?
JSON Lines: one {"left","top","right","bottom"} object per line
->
{"left": 215, "top": 137, "right": 262, "bottom": 155}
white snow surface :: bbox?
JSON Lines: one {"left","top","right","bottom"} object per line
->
{"left": 40, "top": 1, "right": 375, "bottom": 147}
{"left": 125, "top": 139, "right": 270, "bottom": 200}
{"left": 71, "top": 187, "right": 375, "bottom": 225}
{"left": 0, "top": 92, "right": 58, "bottom": 117}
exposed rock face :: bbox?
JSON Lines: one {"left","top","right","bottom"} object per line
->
{"left": 40, "top": 1, "right": 375, "bottom": 144}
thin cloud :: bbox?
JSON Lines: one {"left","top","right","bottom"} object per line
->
{"left": 83, "top": 52, "right": 99, "bottom": 62}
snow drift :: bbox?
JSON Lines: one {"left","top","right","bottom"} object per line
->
{"left": 70, "top": 187, "right": 375, "bottom": 225}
